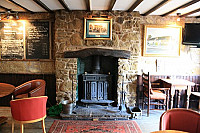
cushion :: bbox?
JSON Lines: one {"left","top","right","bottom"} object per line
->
{"left": 144, "top": 90, "right": 166, "bottom": 100}
{"left": 15, "top": 93, "right": 29, "bottom": 99}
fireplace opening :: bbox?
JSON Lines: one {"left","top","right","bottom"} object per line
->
{"left": 77, "top": 55, "right": 118, "bottom": 106}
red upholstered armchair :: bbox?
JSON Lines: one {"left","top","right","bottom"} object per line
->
{"left": 160, "top": 108, "right": 200, "bottom": 133}
{"left": 10, "top": 96, "right": 48, "bottom": 133}
{"left": 13, "top": 79, "right": 46, "bottom": 99}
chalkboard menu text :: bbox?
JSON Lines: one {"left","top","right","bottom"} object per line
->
{"left": 0, "top": 20, "right": 50, "bottom": 60}
{"left": 26, "top": 21, "right": 50, "bottom": 59}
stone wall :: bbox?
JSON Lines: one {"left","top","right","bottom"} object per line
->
{"left": 54, "top": 10, "right": 141, "bottom": 106}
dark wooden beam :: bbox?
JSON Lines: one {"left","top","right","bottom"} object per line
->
{"left": 64, "top": 48, "right": 131, "bottom": 59}
{"left": 196, "top": 15, "right": 200, "bottom": 18}
{"left": 85, "top": 0, "right": 91, "bottom": 12}
{"left": 0, "top": 5, "right": 11, "bottom": 11}
{"left": 108, "top": 0, "right": 116, "bottom": 12}
{"left": 7, "top": 0, "right": 33, "bottom": 13}
{"left": 180, "top": 8, "right": 200, "bottom": 17}
{"left": 33, "top": 0, "right": 53, "bottom": 13}
{"left": 128, "top": 0, "right": 143, "bottom": 12}
{"left": 58, "top": 0, "right": 70, "bottom": 11}
{"left": 142, "top": 0, "right": 169, "bottom": 16}
{"left": 161, "top": 0, "right": 200, "bottom": 17}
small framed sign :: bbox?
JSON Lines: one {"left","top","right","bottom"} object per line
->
{"left": 84, "top": 16, "right": 112, "bottom": 40}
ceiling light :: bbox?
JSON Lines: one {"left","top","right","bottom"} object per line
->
{"left": 0, "top": 11, "right": 19, "bottom": 20}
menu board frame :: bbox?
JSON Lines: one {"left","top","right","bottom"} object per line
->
{"left": 0, "top": 20, "right": 52, "bottom": 60}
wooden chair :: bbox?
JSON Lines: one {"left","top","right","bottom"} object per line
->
{"left": 142, "top": 72, "right": 169, "bottom": 116}
{"left": 10, "top": 96, "right": 48, "bottom": 133}
{"left": 13, "top": 79, "right": 46, "bottom": 99}
{"left": 160, "top": 108, "right": 200, "bottom": 133}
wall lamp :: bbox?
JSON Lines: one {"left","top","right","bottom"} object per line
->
{"left": 0, "top": 11, "right": 19, "bottom": 20}
{"left": 176, "top": 13, "right": 181, "bottom": 22}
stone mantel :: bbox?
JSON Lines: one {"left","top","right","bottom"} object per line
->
{"left": 64, "top": 48, "right": 131, "bottom": 59}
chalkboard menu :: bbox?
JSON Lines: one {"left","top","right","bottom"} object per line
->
{"left": 0, "top": 22, "right": 25, "bottom": 59}
{"left": 26, "top": 21, "right": 50, "bottom": 59}
{"left": 0, "top": 20, "right": 50, "bottom": 60}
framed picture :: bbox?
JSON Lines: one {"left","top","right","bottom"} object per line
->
{"left": 84, "top": 16, "right": 112, "bottom": 40}
{"left": 143, "top": 25, "right": 182, "bottom": 56}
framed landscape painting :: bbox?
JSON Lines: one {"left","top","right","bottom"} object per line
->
{"left": 143, "top": 25, "right": 182, "bottom": 56}
{"left": 84, "top": 17, "right": 112, "bottom": 40}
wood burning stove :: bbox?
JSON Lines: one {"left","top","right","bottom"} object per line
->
{"left": 79, "top": 55, "right": 114, "bottom": 105}
{"left": 80, "top": 74, "right": 112, "bottom": 102}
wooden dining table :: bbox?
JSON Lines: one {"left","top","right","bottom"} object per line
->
{"left": 0, "top": 83, "right": 15, "bottom": 98}
{"left": 0, "top": 83, "right": 15, "bottom": 125}
{"left": 160, "top": 79, "right": 195, "bottom": 109}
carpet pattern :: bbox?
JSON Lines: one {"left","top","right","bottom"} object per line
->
{"left": 48, "top": 120, "right": 142, "bottom": 133}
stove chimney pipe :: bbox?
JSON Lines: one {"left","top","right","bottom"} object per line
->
{"left": 92, "top": 55, "right": 100, "bottom": 74}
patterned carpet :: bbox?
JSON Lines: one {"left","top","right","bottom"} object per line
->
{"left": 48, "top": 120, "right": 142, "bottom": 133}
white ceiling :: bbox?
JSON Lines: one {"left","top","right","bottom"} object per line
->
{"left": 0, "top": 0, "right": 200, "bottom": 17}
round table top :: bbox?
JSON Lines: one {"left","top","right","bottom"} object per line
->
{"left": 151, "top": 130, "right": 189, "bottom": 133}
{"left": 0, "top": 83, "right": 15, "bottom": 97}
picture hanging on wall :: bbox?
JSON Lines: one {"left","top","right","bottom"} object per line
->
{"left": 84, "top": 16, "right": 112, "bottom": 40}
{"left": 143, "top": 25, "right": 182, "bottom": 57}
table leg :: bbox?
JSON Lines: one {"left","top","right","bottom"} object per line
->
{"left": 166, "top": 90, "right": 169, "bottom": 110}
{"left": 186, "top": 86, "right": 191, "bottom": 109}
{"left": 170, "top": 86, "right": 176, "bottom": 109}
{"left": 177, "top": 89, "right": 181, "bottom": 108}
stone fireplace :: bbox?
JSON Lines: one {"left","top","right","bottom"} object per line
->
{"left": 55, "top": 11, "right": 141, "bottom": 107}
{"left": 64, "top": 48, "right": 130, "bottom": 106}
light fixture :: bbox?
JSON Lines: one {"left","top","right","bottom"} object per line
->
{"left": 176, "top": 13, "right": 181, "bottom": 22}
{"left": 16, "top": 13, "right": 19, "bottom": 20}
{"left": 0, "top": 11, "right": 19, "bottom": 20}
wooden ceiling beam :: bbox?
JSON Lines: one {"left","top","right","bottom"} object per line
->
{"left": 128, "top": 0, "right": 143, "bottom": 12}
{"left": 33, "top": 0, "right": 53, "bottom": 13}
{"left": 161, "top": 0, "right": 200, "bottom": 17}
{"left": 142, "top": 0, "right": 169, "bottom": 16}
{"left": 108, "top": 0, "right": 116, "bottom": 12}
{"left": 180, "top": 8, "right": 200, "bottom": 17}
{"left": 58, "top": 0, "right": 70, "bottom": 11}
{"left": 0, "top": 5, "right": 11, "bottom": 11}
{"left": 85, "top": 0, "right": 91, "bottom": 12}
{"left": 7, "top": 0, "right": 33, "bottom": 13}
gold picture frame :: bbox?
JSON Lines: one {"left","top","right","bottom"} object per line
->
{"left": 143, "top": 25, "right": 182, "bottom": 57}
{"left": 84, "top": 16, "right": 112, "bottom": 40}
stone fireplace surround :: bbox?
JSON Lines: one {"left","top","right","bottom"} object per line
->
{"left": 64, "top": 48, "right": 131, "bottom": 106}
